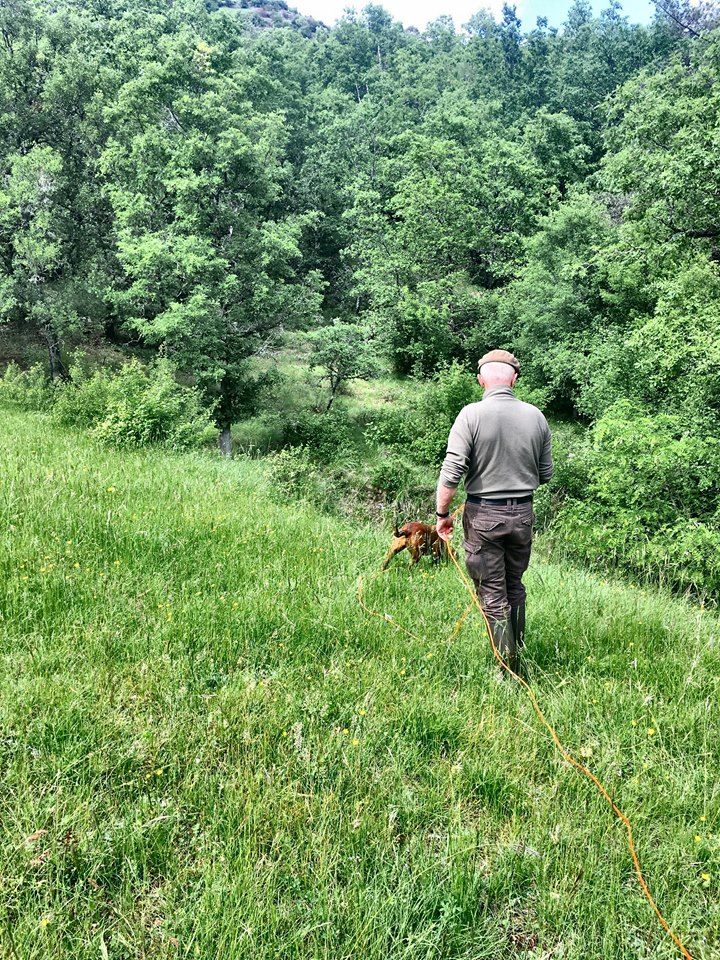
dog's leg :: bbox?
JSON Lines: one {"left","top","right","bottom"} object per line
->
{"left": 408, "top": 536, "right": 422, "bottom": 565}
{"left": 382, "top": 537, "right": 407, "bottom": 570}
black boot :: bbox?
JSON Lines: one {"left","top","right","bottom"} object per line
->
{"left": 489, "top": 616, "right": 518, "bottom": 677}
{"left": 511, "top": 600, "right": 526, "bottom": 650}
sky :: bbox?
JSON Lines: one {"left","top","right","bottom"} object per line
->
{"left": 291, "top": 0, "right": 656, "bottom": 31}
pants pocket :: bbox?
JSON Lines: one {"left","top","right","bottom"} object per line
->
{"left": 463, "top": 539, "right": 486, "bottom": 581}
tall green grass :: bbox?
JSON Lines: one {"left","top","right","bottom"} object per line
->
{"left": 1, "top": 410, "right": 719, "bottom": 959}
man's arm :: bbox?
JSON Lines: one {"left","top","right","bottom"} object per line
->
{"left": 539, "top": 419, "right": 553, "bottom": 485}
{"left": 435, "top": 408, "right": 472, "bottom": 541}
{"left": 435, "top": 480, "right": 457, "bottom": 541}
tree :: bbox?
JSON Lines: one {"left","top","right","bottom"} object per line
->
{"left": 309, "top": 320, "right": 380, "bottom": 410}
{"left": 100, "top": 19, "right": 324, "bottom": 450}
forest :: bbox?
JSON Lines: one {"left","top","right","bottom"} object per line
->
{"left": 2, "top": 0, "right": 720, "bottom": 596}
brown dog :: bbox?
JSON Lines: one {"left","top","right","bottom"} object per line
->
{"left": 382, "top": 521, "right": 447, "bottom": 570}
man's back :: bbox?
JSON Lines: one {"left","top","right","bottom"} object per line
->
{"left": 439, "top": 385, "right": 553, "bottom": 498}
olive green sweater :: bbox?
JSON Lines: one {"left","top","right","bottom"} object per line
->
{"left": 439, "top": 386, "right": 553, "bottom": 498}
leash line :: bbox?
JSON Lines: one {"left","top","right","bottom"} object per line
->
{"left": 357, "top": 508, "right": 694, "bottom": 960}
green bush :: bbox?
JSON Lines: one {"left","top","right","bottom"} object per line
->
{"left": 53, "top": 363, "right": 113, "bottom": 428}
{"left": 54, "top": 359, "right": 217, "bottom": 450}
{"left": 408, "top": 361, "right": 482, "bottom": 465}
{"left": 0, "top": 363, "right": 54, "bottom": 411}
{"left": 362, "top": 406, "right": 414, "bottom": 448}
{"left": 267, "top": 444, "right": 348, "bottom": 507}
{"left": 280, "top": 408, "right": 356, "bottom": 462}
{"left": 548, "top": 401, "right": 720, "bottom": 597}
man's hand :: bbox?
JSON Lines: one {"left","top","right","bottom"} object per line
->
{"left": 436, "top": 515, "right": 454, "bottom": 541}
{"left": 435, "top": 481, "right": 457, "bottom": 542}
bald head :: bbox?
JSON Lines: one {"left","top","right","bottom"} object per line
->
{"left": 478, "top": 361, "right": 517, "bottom": 390}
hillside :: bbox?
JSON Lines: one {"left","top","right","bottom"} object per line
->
{"left": 1, "top": 410, "right": 718, "bottom": 957}
{"left": 209, "top": 0, "right": 327, "bottom": 34}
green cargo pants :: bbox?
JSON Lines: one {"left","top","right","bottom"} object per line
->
{"left": 462, "top": 500, "right": 534, "bottom": 621}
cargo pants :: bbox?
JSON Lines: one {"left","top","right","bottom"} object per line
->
{"left": 462, "top": 500, "right": 534, "bottom": 621}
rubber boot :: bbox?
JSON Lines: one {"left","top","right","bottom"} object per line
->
{"left": 511, "top": 600, "right": 526, "bottom": 650}
{"left": 489, "top": 616, "right": 518, "bottom": 678}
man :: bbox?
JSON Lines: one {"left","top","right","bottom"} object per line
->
{"left": 435, "top": 350, "right": 553, "bottom": 676}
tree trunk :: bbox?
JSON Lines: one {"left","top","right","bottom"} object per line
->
{"left": 42, "top": 322, "right": 68, "bottom": 381}
{"left": 326, "top": 377, "right": 343, "bottom": 411}
{"left": 218, "top": 426, "right": 232, "bottom": 457}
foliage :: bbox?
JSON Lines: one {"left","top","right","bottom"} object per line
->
{"left": 1, "top": 0, "right": 720, "bottom": 592}
{"left": 548, "top": 401, "right": 720, "bottom": 596}
{"left": 54, "top": 359, "right": 218, "bottom": 450}
{"left": 279, "top": 407, "right": 356, "bottom": 461}
{"left": 0, "top": 362, "right": 54, "bottom": 410}
{"left": 407, "top": 361, "right": 483, "bottom": 465}
{"left": 308, "top": 320, "right": 381, "bottom": 409}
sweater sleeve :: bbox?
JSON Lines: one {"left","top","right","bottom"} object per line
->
{"left": 538, "top": 418, "right": 553, "bottom": 484}
{"left": 439, "top": 408, "right": 472, "bottom": 488}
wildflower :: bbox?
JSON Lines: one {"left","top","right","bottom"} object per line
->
{"left": 40, "top": 915, "right": 51, "bottom": 929}
{"left": 155, "top": 768, "right": 163, "bottom": 776}
{"left": 647, "top": 727, "right": 655, "bottom": 736}
{"left": 107, "top": 486, "right": 116, "bottom": 493}
{"left": 426, "top": 652, "right": 433, "bottom": 659}
{"left": 695, "top": 835, "right": 702, "bottom": 844}
{"left": 631, "top": 720, "right": 638, "bottom": 727}
{"left": 579, "top": 745, "right": 593, "bottom": 759}
{"left": 399, "top": 669, "right": 406, "bottom": 676}
{"left": 358, "top": 708, "right": 366, "bottom": 716}
{"left": 342, "top": 728, "right": 349, "bottom": 735}
{"left": 73, "top": 562, "right": 80, "bottom": 569}
{"left": 352, "top": 738, "right": 360, "bottom": 746}
{"left": 701, "top": 872, "right": 711, "bottom": 887}
{"left": 701, "top": 815, "right": 707, "bottom": 822}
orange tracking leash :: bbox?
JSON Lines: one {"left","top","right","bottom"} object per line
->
{"left": 356, "top": 504, "right": 694, "bottom": 960}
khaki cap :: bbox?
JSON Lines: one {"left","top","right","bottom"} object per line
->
{"left": 477, "top": 349, "right": 521, "bottom": 376}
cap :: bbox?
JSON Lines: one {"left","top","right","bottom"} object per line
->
{"left": 477, "top": 349, "right": 521, "bottom": 376}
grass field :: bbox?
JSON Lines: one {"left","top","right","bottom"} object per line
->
{"left": 2, "top": 410, "right": 720, "bottom": 959}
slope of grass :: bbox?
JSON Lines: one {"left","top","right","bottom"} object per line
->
{"left": 1, "top": 410, "right": 719, "bottom": 959}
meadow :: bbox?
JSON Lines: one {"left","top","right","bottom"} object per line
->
{"left": 1, "top": 409, "right": 719, "bottom": 959}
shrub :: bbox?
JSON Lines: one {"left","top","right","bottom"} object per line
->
{"left": 54, "top": 359, "right": 217, "bottom": 450}
{"left": 548, "top": 401, "right": 720, "bottom": 597}
{"left": 267, "top": 445, "right": 348, "bottom": 507}
{"left": 408, "top": 361, "right": 482, "bottom": 465}
{"left": 0, "top": 363, "right": 54, "bottom": 411}
{"left": 280, "top": 408, "right": 356, "bottom": 462}
{"left": 362, "top": 406, "right": 414, "bottom": 449}
{"left": 53, "top": 364, "right": 113, "bottom": 428}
